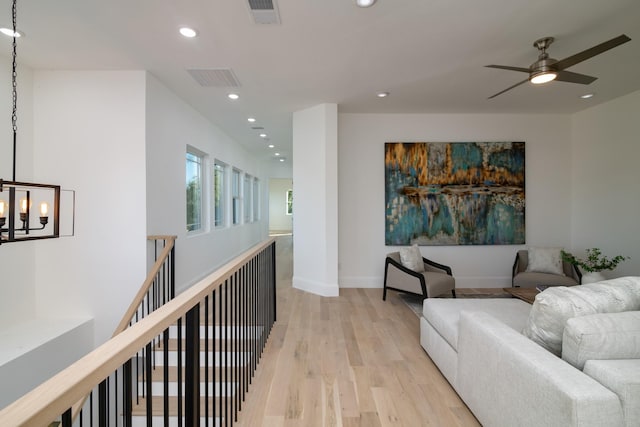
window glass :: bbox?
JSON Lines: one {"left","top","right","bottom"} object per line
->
{"left": 244, "top": 174, "right": 252, "bottom": 223}
{"left": 232, "top": 168, "right": 241, "bottom": 225}
{"left": 213, "top": 162, "right": 226, "bottom": 227}
{"left": 286, "top": 189, "right": 293, "bottom": 215}
{"left": 253, "top": 178, "right": 260, "bottom": 221}
{"left": 186, "top": 150, "right": 203, "bottom": 232}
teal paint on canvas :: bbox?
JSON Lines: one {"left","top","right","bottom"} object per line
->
{"left": 385, "top": 142, "right": 525, "bottom": 246}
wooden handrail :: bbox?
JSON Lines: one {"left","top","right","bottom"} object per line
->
{"left": 113, "top": 235, "right": 177, "bottom": 336}
{"left": 0, "top": 237, "right": 275, "bottom": 426}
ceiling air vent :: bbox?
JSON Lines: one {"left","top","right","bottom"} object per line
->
{"left": 247, "top": 0, "right": 280, "bottom": 25}
{"left": 187, "top": 69, "right": 241, "bottom": 87}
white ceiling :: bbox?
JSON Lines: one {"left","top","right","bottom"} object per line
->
{"left": 3, "top": 0, "right": 640, "bottom": 165}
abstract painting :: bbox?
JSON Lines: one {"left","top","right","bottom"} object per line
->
{"left": 385, "top": 142, "right": 525, "bottom": 245}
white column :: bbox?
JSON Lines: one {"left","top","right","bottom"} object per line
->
{"left": 292, "top": 104, "right": 339, "bottom": 297}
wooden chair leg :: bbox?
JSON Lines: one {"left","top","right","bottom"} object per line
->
{"left": 452, "top": 289, "right": 457, "bottom": 298}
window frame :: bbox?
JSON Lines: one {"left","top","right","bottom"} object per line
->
{"left": 213, "top": 160, "right": 227, "bottom": 228}
{"left": 232, "top": 168, "right": 242, "bottom": 225}
{"left": 243, "top": 173, "right": 252, "bottom": 223}
{"left": 252, "top": 177, "right": 260, "bottom": 222}
{"left": 286, "top": 189, "right": 293, "bottom": 216}
{"left": 186, "top": 146, "right": 206, "bottom": 233}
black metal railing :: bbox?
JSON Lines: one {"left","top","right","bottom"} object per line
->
{"left": 0, "top": 238, "right": 276, "bottom": 427}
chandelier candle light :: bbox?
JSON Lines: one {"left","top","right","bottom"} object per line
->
{"left": 0, "top": 0, "right": 61, "bottom": 244}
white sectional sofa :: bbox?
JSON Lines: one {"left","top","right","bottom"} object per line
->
{"left": 420, "top": 277, "right": 640, "bottom": 427}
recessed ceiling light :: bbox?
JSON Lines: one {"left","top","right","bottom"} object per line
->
{"left": 356, "top": 0, "right": 377, "bottom": 7}
{"left": 259, "top": 133, "right": 267, "bottom": 138}
{"left": 580, "top": 93, "right": 594, "bottom": 99}
{"left": 247, "top": 117, "right": 256, "bottom": 122}
{"left": 275, "top": 153, "right": 280, "bottom": 156}
{"left": 279, "top": 158, "right": 285, "bottom": 162}
{"left": 0, "top": 28, "right": 21, "bottom": 37}
{"left": 179, "top": 27, "right": 198, "bottom": 38}
{"left": 268, "top": 144, "right": 275, "bottom": 148}
{"left": 377, "top": 91, "right": 389, "bottom": 98}
{"left": 227, "top": 93, "right": 239, "bottom": 100}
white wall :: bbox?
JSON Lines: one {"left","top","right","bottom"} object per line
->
{"left": 145, "top": 74, "right": 269, "bottom": 292}
{"left": 571, "top": 90, "right": 640, "bottom": 278}
{"left": 292, "top": 104, "right": 339, "bottom": 296}
{"left": 269, "top": 178, "right": 293, "bottom": 232}
{"left": 32, "top": 71, "right": 148, "bottom": 345}
{"left": 338, "top": 113, "right": 573, "bottom": 288}
{"left": 0, "top": 57, "right": 36, "bottom": 327}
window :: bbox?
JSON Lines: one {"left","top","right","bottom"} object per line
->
{"left": 213, "top": 161, "right": 226, "bottom": 227}
{"left": 232, "top": 168, "right": 241, "bottom": 225}
{"left": 286, "top": 189, "right": 293, "bottom": 215}
{"left": 252, "top": 178, "right": 260, "bottom": 222}
{"left": 244, "top": 174, "right": 251, "bottom": 223}
{"left": 186, "top": 149, "right": 204, "bottom": 232}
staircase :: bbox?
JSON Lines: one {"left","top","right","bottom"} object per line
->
{"left": 130, "top": 318, "right": 265, "bottom": 426}
{"left": 0, "top": 238, "right": 276, "bottom": 427}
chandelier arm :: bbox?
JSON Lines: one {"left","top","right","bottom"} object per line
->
{"left": 11, "top": 0, "right": 17, "bottom": 181}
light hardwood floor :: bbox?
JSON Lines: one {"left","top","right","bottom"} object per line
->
{"left": 236, "top": 235, "right": 480, "bottom": 426}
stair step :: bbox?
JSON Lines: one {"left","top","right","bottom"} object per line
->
{"left": 154, "top": 337, "right": 258, "bottom": 352}
{"left": 137, "top": 381, "right": 237, "bottom": 397}
{"left": 166, "top": 325, "right": 264, "bottom": 340}
{"left": 131, "top": 396, "right": 231, "bottom": 416}
{"left": 143, "top": 365, "right": 238, "bottom": 382}
{"left": 146, "top": 351, "right": 251, "bottom": 367}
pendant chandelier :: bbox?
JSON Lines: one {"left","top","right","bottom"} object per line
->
{"left": 0, "top": 0, "right": 61, "bottom": 244}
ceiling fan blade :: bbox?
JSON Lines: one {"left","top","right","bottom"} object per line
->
{"left": 485, "top": 65, "right": 531, "bottom": 73}
{"left": 554, "top": 34, "right": 631, "bottom": 71}
{"left": 488, "top": 78, "right": 529, "bottom": 99}
{"left": 555, "top": 70, "right": 598, "bottom": 85}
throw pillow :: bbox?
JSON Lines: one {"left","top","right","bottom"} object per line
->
{"left": 522, "top": 277, "right": 640, "bottom": 356}
{"left": 399, "top": 244, "right": 424, "bottom": 272}
{"left": 526, "top": 247, "right": 564, "bottom": 275}
{"left": 562, "top": 311, "right": 640, "bottom": 370}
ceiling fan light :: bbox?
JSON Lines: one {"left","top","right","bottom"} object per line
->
{"left": 356, "top": 0, "right": 377, "bottom": 7}
{"left": 530, "top": 71, "right": 557, "bottom": 84}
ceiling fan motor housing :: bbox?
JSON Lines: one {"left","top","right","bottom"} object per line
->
{"left": 530, "top": 56, "right": 558, "bottom": 80}
{"left": 530, "top": 36, "right": 557, "bottom": 81}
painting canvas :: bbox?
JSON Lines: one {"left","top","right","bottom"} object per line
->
{"left": 385, "top": 142, "right": 525, "bottom": 246}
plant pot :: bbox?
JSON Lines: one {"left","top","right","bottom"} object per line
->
{"left": 582, "top": 271, "right": 606, "bottom": 284}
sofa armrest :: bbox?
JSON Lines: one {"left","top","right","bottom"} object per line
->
{"left": 584, "top": 359, "right": 640, "bottom": 427}
{"left": 456, "top": 311, "right": 624, "bottom": 427}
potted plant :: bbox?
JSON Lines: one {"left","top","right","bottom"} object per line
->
{"left": 561, "top": 248, "right": 629, "bottom": 283}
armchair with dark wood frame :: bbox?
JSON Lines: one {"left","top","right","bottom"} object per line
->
{"left": 383, "top": 251, "right": 456, "bottom": 300}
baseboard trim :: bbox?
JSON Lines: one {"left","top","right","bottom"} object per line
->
{"left": 339, "top": 276, "right": 381, "bottom": 288}
{"left": 293, "top": 276, "right": 339, "bottom": 297}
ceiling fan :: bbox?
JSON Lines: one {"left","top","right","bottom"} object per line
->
{"left": 486, "top": 34, "right": 631, "bottom": 99}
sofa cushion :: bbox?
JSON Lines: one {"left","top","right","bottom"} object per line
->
{"left": 523, "top": 277, "right": 640, "bottom": 356}
{"left": 526, "top": 246, "right": 564, "bottom": 275}
{"left": 513, "top": 271, "right": 578, "bottom": 288}
{"left": 399, "top": 244, "right": 424, "bottom": 272}
{"left": 562, "top": 311, "right": 640, "bottom": 370}
{"left": 423, "top": 298, "right": 531, "bottom": 350}
{"left": 583, "top": 359, "right": 640, "bottom": 427}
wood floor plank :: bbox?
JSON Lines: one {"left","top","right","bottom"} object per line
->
{"left": 371, "top": 387, "right": 402, "bottom": 426}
